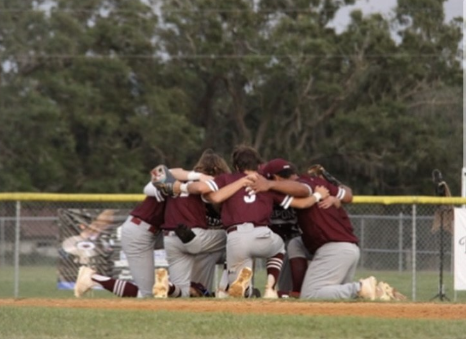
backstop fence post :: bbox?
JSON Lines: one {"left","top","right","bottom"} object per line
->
{"left": 14, "top": 200, "right": 21, "bottom": 299}
{"left": 411, "top": 204, "right": 417, "bottom": 301}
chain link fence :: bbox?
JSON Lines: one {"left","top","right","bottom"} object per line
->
{"left": 1, "top": 194, "right": 465, "bottom": 301}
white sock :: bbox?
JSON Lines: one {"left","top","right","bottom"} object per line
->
{"left": 266, "top": 274, "right": 276, "bottom": 289}
{"left": 90, "top": 274, "right": 110, "bottom": 282}
{"left": 218, "top": 266, "right": 229, "bottom": 291}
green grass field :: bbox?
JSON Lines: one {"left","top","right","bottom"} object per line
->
{"left": 1, "top": 266, "right": 466, "bottom": 339}
{"left": 1, "top": 301, "right": 465, "bottom": 339}
{"left": 1, "top": 266, "right": 466, "bottom": 301}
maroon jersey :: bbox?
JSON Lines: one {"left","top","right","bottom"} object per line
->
{"left": 163, "top": 192, "right": 208, "bottom": 230}
{"left": 210, "top": 173, "right": 292, "bottom": 228}
{"left": 295, "top": 175, "right": 358, "bottom": 254}
{"left": 131, "top": 196, "right": 165, "bottom": 227}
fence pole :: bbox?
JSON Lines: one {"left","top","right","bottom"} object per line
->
{"left": 0, "top": 217, "right": 5, "bottom": 267}
{"left": 452, "top": 236, "right": 457, "bottom": 301}
{"left": 398, "top": 212, "right": 403, "bottom": 272}
{"left": 14, "top": 201, "right": 21, "bottom": 298}
{"left": 411, "top": 204, "right": 417, "bottom": 301}
{"left": 360, "top": 218, "right": 365, "bottom": 268}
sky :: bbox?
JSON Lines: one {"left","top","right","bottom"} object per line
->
{"left": 329, "top": 0, "right": 463, "bottom": 33}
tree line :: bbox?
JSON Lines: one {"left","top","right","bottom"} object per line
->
{"left": 0, "top": 0, "right": 463, "bottom": 195}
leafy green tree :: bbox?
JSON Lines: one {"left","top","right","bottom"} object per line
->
{"left": 158, "top": 0, "right": 462, "bottom": 195}
{"left": 1, "top": 0, "right": 202, "bottom": 192}
{"left": 0, "top": 0, "right": 462, "bottom": 195}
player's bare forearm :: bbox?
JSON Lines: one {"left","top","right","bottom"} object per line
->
{"left": 269, "top": 180, "right": 310, "bottom": 197}
{"left": 318, "top": 196, "right": 341, "bottom": 209}
{"left": 168, "top": 168, "right": 213, "bottom": 182}
{"left": 186, "top": 181, "right": 212, "bottom": 195}
{"left": 339, "top": 185, "right": 353, "bottom": 203}
{"left": 205, "top": 176, "right": 253, "bottom": 204}
{"left": 249, "top": 175, "right": 310, "bottom": 197}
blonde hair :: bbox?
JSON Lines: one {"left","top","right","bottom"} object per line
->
{"left": 193, "top": 149, "right": 231, "bottom": 176}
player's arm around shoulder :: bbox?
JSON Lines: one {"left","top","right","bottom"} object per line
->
{"left": 182, "top": 180, "right": 214, "bottom": 195}
{"left": 168, "top": 168, "right": 213, "bottom": 182}
{"left": 248, "top": 175, "right": 310, "bottom": 197}
{"left": 318, "top": 185, "right": 352, "bottom": 209}
{"left": 290, "top": 185, "right": 329, "bottom": 209}
{"left": 268, "top": 179, "right": 310, "bottom": 197}
{"left": 204, "top": 175, "right": 255, "bottom": 204}
{"left": 159, "top": 168, "right": 215, "bottom": 195}
{"left": 338, "top": 184, "right": 353, "bottom": 203}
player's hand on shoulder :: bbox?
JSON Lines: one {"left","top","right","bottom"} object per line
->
{"left": 241, "top": 173, "right": 258, "bottom": 187}
{"left": 245, "top": 172, "right": 260, "bottom": 182}
{"left": 318, "top": 195, "right": 340, "bottom": 209}
{"left": 245, "top": 173, "right": 271, "bottom": 194}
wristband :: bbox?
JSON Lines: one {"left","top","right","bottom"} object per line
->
{"left": 180, "top": 183, "right": 189, "bottom": 194}
{"left": 312, "top": 192, "right": 322, "bottom": 202}
{"left": 187, "top": 171, "right": 202, "bottom": 181}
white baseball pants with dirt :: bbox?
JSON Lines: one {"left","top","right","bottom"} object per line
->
{"left": 120, "top": 216, "right": 163, "bottom": 298}
{"left": 299, "top": 241, "right": 360, "bottom": 299}
{"left": 226, "top": 223, "right": 285, "bottom": 289}
{"left": 164, "top": 228, "right": 226, "bottom": 297}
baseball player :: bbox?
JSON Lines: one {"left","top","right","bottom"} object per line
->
{"left": 255, "top": 158, "right": 404, "bottom": 300}
{"left": 74, "top": 183, "right": 166, "bottom": 298}
{"left": 181, "top": 145, "right": 312, "bottom": 298}
{"left": 74, "top": 165, "right": 215, "bottom": 298}
{"left": 152, "top": 150, "right": 242, "bottom": 298}
{"left": 260, "top": 159, "right": 347, "bottom": 297}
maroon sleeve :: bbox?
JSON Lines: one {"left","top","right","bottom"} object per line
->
{"left": 270, "top": 190, "right": 287, "bottom": 205}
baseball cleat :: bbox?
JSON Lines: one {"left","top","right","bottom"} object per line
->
{"left": 153, "top": 268, "right": 169, "bottom": 298}
{"left": 376, "top": 281, "right": 394, "bottom": 301}
{"left": 263, "top": 285, "right": 279, "bottom": 299}
{"left": 74, "top": 266, "right": 97, "bottom": 298}
{"left": 376, "top": 281, "right": 407, "bottom": 301}
{"left": 228, "top": 267, "right": 253, "bottom": 298}
{"left": 251, "top": 287, "right": 262, "bottom": 298}
{"left": 358, "top": 276, "right": 377, "bottom": 300}
{"left": 215, "top": 288, "right": 229, "bottom": 299}
{"left": 189, "top": 282, "right": 212, "bottom": 297}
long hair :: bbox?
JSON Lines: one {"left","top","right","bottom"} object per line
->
{"left": 231, "top": 145, "right": 263, "bottom": 172}
{"left": 193, "top": 149, "right": 231, "bottom": 176}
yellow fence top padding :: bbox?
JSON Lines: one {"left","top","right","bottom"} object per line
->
{"left": 353, "top": 196, "right": 466, "bottom": 205}
{"left": 0, "top": 193, "right": 145, "bottom": 202}
{"left": 0, "top": 193, "right": 466, "bottom": 205}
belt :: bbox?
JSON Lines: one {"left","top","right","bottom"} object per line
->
{"left": 226, "top": 224, "right": 264, "bottom": 234}
{"left": 131, "top": 216, "right": 142, "bottom": 225}
{"left": 131, "top": 216, "right": 158, "bottom": 234}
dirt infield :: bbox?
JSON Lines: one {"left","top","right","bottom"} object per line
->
{"left": 1, "top": 298, "right": 465, "bottom": 320}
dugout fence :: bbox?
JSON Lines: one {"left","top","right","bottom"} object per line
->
{"left": 1, "top": 193, "right": 466, "bottom": 302}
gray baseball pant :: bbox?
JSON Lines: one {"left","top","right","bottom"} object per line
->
{"left": 164, "top": 228, "right": 226, "bottom": 297}
{"left": 121, "top": 216, "right": 163, "bottom": 298}
{"left": 299, "top": 241, "right": 360, "bottom": 299}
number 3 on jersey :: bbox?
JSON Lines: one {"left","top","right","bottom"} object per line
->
{"left": 244, "top": 192, "right": 256, "bottom": 203}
